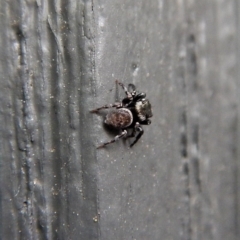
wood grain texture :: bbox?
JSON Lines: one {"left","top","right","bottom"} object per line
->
{"left": 0, "top": 0, "right": 98, "bottom": 239}
{"left": 0, "top": 0, "right": 239, "bottom": 239}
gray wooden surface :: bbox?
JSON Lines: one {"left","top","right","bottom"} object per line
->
{"left": 0, "top": 0, "right": 239, "bottom": 239}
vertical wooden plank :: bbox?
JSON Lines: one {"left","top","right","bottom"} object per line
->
{"left": 185, "top": 0, "right": 239, "bottom": 239}
{"left": 94, "top": 0, "right": 192, "bottom": 239}
{"left": 0, "top": 0, "right": 99, "bottom": 239}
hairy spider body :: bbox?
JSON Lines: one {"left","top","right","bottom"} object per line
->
{"left": 90, "top": 80, "right": 153, "bottom": 149}
{"left": 105, "top": 108, "right": 133, "bottom": 128}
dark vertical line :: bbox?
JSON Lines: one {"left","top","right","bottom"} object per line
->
{"left": 182, "top": 161, "right": 192, "bottom": 240}
{"left": 191, "top": 122, "right": 201, "bottom": 192}
{"left": 178, "top": 54, "right": 192, "bottom": 240}
{"left": 14, "top": 0, "right": 35, "bottom": 237}
{"left": 179, "top": 108, "right": 188, "bottom": 159}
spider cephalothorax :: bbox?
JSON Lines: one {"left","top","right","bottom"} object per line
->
{"left": 90, "top": 80, "right": 153, "bottom": 149}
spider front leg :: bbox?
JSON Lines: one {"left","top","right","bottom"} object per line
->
{"left": 90, "top": 102, "right": 122, "bottom": 113}
{"left": 116, "top": 80, "right": 133, "bottom": 100}
{"left": 130, "top": 123, "right": 144, "bottom": 147}
{"left": 97, "top": 129, "right": 127, "bottom": 149}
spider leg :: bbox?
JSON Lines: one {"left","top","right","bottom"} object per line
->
{"left": 126, "top": 123, "right": 138, "bottom": 139}
{"left": 116, "top": 80, "right": 133, "bottom": 100}
{"left": 90, "top": 102, "right": 122, "bottom": 113}
{"left": 97, "top": 130, "right": 127, "bottom": 149}
{"left": 126, "top": 129, "right": 136, "bottom": 139}
{"left": 130, "top": 123, "right": 144, "bottom": 147}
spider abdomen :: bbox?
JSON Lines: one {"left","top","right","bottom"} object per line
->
{"left": 105, "top": 108, "right": 133, "bottom": 129}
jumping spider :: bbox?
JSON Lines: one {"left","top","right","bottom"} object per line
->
{"left": 90, "top": 80, "right": 153, "bottom": 149}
